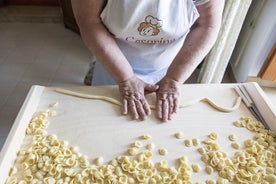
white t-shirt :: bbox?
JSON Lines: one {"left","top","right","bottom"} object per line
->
{"left": 92, "top": 0, "right": 199, "bottom": 85}
{"left": 193, "top": 0, "right": 210, "bottom": 6}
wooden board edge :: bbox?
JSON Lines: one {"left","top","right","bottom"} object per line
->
{"left": 244, "top": 82, "right": 276, "bottom": 131}
{"left": 0, "top": 85, "right": 45, "bottom": 183}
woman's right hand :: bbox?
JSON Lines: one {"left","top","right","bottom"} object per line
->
{"left": 119, "top": 76, "right": 158, "bottom": 120}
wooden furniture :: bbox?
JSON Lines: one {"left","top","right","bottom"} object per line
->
{"left": 259, "top": 43, "right": 276, "bottom": 81}
{"left": 1, "top": 0, "right": 79, "bottom": 33}
{"left": 2, "top": 0, "right": 59, "bottom": 6}
{"left": 59, "top": 0, "right": 79, "bottom": 33}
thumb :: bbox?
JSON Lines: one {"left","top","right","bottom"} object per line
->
{"left": 144, "top": 84, "right": 159, "bottom": 94}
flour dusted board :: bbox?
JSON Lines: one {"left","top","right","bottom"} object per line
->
{"left": 0, "top": 83, "right": 275, "bottom": 183}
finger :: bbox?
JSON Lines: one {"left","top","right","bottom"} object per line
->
{"left": 168, "top": 95, "right": 174, "bottom": 120}
{"left": 168, "top": 95, "right": 174, "bottom": 114}
{"left": 140, "top": 98, "right": 151, "bottom": 116}
{"left": 156, "top": 99, "right": 163, "bottom": 120}
{"left": 135, "top": 100, "right": 146, "bottom": 120}
{"left": 122, "top": 98, "right": 128, "bottom": 115}
{"left": 173, "top": 95, "right": 179, "bottom": 113}
{"left": 128, "top": 100, "right": 139, "bottom": 120}
{"left": 157, "top": 93, "right": 167, "bottom": 120}
{"left": 162, "top": 99, "right": 169, "bottom": 121}
{"left": 144, "top": 84, "right": 159, "bottom": 94}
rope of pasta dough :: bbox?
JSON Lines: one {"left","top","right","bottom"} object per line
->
{"left": 55, "top": 88, "right": 241, "bottom": 113}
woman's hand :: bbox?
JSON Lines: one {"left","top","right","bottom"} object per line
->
{"left": 119, "top": 76, "right": 158, "bottom": 120}
{"left": 156, "top": 77, "right": 180, "bottom": 121}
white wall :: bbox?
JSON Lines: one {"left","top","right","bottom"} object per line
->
{"left": 230, "top": 0, "right": 276, "bottom": 82}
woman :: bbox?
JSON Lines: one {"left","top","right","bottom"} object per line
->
{"left": 71, "top": 0, "right": 225, "bottom": 121}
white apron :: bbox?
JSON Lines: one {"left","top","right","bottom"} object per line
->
{"left": 92, "top": 0, "right": 199, "bottom": 85}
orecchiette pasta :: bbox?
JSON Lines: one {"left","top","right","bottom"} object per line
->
{"left": 95, "top": 157, "right": 104, "bottom": 166}
{"left": 128, "top": 147, "right": 138, "bottom": 156}
{"left": 133, "top": 140, "right": 143, "bottom": 148}
{"left": 184, "top": 139, "right": 192, "bottom": 147}
{"left": 175, "top": 132, "right": 184, "bottom": 139}
{"left": 192, "top": 164, "right": 200, "bottom": 173}
{"left": 192, "top": 138, "right": 200, "bottom": 146}
{"left": 141, "top": 134, "right": 152, "bottom": 140}
{"left": 205, "top": 166, "right": 213, "bottom": 174}
{"left": 158, "top": 148, "right": 168, "bottom": 156}
{"left": 146, "top": 143, "right": 155, "bottom": 151}
{"left": 231, "top": 142, "right": 240, "bottom": 149}
{"left": 5, "top": 103, "right": 276, "bottom": 184}
{"left": 228, "top": 134, "right": 236, "bottom": 141}
{"left": 209, "top": 132, "right": 218, "bottom": 140}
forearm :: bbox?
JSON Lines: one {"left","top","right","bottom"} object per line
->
{"left": 166, "top": 0, "right": 224, "bottom": 83}
{"left": 80, "top": 24, "right": 134, "bottom": 83}
{"left": 166, "top": 22, "right": 220, "bottom": 83}
{"left": 71, "top": 0, "right": 134, "bottom": 84}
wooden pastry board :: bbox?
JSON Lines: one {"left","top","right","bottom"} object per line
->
{"left": 0, "top": 83, "right": 275, "bottom": 183}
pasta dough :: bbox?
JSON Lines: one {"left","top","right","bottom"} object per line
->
{"left": 55, "top": 88, "right": 241, "bottom": 113}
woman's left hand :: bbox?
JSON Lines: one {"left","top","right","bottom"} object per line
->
{"left": 156, "top": 77, "right": 181, "bottom": 121}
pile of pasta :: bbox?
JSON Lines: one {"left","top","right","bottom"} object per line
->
{"left": 5, "top": 103, "right": 276, "bottom": 184}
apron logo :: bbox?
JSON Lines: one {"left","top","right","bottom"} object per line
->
{"left": 138, "top": 15, "right": 163, "bottom": 36}
{"left": 125, "top": 15, "right": 174, "bottom": 44}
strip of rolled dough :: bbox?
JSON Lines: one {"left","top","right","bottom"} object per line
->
{"left": 55, "top": 88, "right": 241, "bottom": 113}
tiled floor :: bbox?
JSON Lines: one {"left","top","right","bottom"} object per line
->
{"left": 0, "top": 6, "right": 92, "bottom": 149}
{"left": 0, "top": 6, "right": 275, "bottom": 151}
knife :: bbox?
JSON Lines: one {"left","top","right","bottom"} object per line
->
{"left": 234, "top": 84, "right": 270, "bottom": 130}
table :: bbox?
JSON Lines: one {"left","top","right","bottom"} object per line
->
{"left": 0, "top": 83, "right": 275, "bottom": 183}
